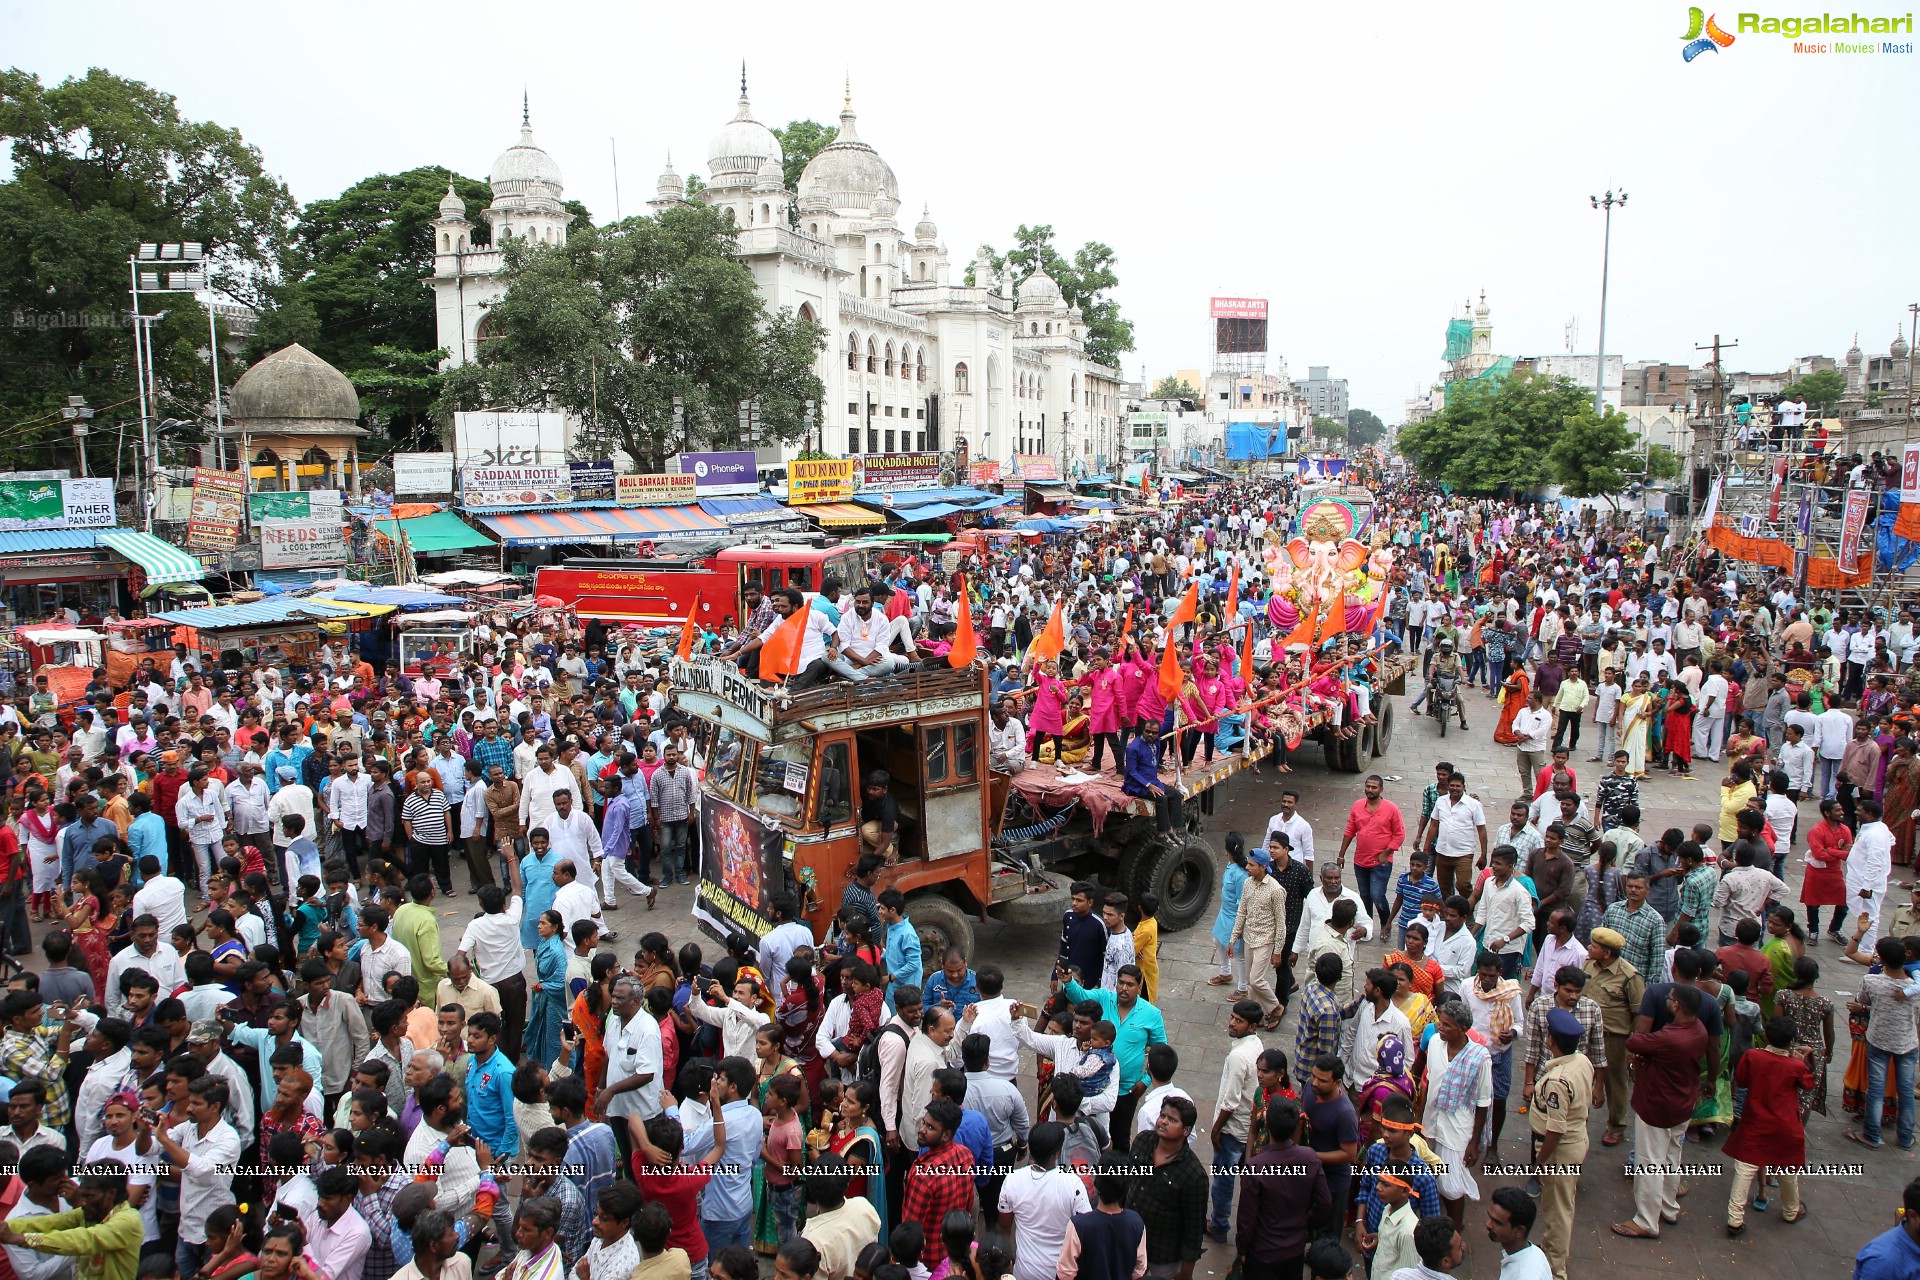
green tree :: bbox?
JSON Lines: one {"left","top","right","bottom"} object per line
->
{"left": 255, "top": 166, "right": 492, "bottom": 450}
{"left": 1397, "top": 371, "right": 1597, "bottom": 494}
{"left": 437, "top": 203, "right": 825, "bottom": 471}
{"left": 1311, "top": 416, "right": 1347, "bottom": 441}
{"left": 772, "top": 120, "right": 835, "bottom": 194}
{"left": 0, "top": 67, "right": 296, "bottom": 465}
{"left": 1783, "top": 367, "right": 1846, "bottom": 415}
{"left": 1346, "top": 408, "right": 1386, "bottom": 446}
{"left": 1546, "top": 407, "right": 1640, "bottom": 504}
{"left": 1646, "top": 442, "right": 1683, "bottom": 481}
{"left": 1150, "top": 376, "right": 1198, "bottom": 400}
{"left": 980, "top": 225, "right": 1135, "bottom": 367}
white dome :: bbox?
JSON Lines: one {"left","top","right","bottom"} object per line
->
{"left": 798, "top": 102, "right": 897, "bottom": 216}
{"left": 437, "top": 182, "right": 467, "bottom": 219}
{"left": 915, "top": 204, "right": 938, "bottom": 243}
{"left": 1017, "top": 268, "right": 1063, "bottom": 309}
{"left": 753, "top": 156, "right": 785, "bottom": 193}
{"left": 491, "top": 123, "right": 563, "bottom": 199}
{"left": 708, "top": 92, "right": 782, "bottom": 185}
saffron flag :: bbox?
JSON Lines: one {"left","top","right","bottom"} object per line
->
{"left": 1158, "top": 584, "right": 1201, "bottom": 701}
{"left": 948, "top": 575, "right": 977, "bottom": 669}
{"left": 1119, "top": 604, "right": 1134, "bottom": 642}
{"left": 1224, "top": 564, "right": 1240, "bottom": 623}
{"left": 676, "top": 612, "right": 699, "bottom": 661}
{"left": 1242, "top": 620, "right": 1254, "bottom": 682}
{"left": 1029, "top": 600, "right": 1066, "bottom": 663}
{"left": 759, "top": 599, "right": 813, "bottom": 681}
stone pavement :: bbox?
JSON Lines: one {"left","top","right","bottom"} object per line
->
{"left": 21, "top": 677, "right": 1912, "bottom": 1279}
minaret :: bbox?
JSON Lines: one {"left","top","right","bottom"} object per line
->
{"left": 432, "top": 179, "right": 472, "bottom": 274}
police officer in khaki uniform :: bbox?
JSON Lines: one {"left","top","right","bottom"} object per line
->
{"left": 1530, "top": 1007, "right": 1594, "bottom": 1280}
{"left": 1582, "top": 926, "right": 1646, "bottom": 1145}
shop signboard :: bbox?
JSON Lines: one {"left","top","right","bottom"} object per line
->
{"left": 185, "top": 469, "right": 243, "bottom": 550}
{"left": 452, "top": 412, "right": 566, "bottom": 467}
{"left": 247, "top": 490, "right": 342, "bottom": 521}
{"left": 393, "top": 453, "right": 455, "bottom": 495}
{"left": 260, "top": 518, "right": 350, "bottom": 568}
{"left": 0, "top": 477, "right": 115, "bottom": 532}
{"left": 788, "top": 458, "right": 856, "bottom": 504}
{"left": 675, "top": 451, "right": 759, "bottom": 496}
{"left": 461, "top": 464, "right": 571, "bottom": 507}
{"left": 858, "top": 452, "right": 941, "bottom": 491}
{"left": 968, "top": 461, "right": 1002, "bottom": 485}
{"left": 615, "top": 473, "right": 699, "bottom": 506}
{"left": 1013, "top": 454, "right": 1060, "bottom": 482}
{"left": 568, "top": 461, "right": 617, "bottom": 504}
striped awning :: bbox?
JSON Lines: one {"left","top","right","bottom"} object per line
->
{"left": 801, "top": 502, "right": 885, "bottom": 528}
{"left": 96, "top": 530, "right": 205, "bottom": 584}
{"left": 475, "top": 504, "right": 726, "bottom": 547}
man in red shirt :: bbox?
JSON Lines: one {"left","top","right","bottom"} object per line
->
{"left": 902, "top": 1098, "right": 976, "bottom": 1265}
{"left": 1612, "top": 985, "right": 1708, "bottom": 1240}
{"left": 632, "top": 1097, "right": 718, "bottom": 1274}
{"left": 1337, "top": 775, "right": 1406, "bottom": 935}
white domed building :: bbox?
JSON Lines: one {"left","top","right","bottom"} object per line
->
{"left": 433, "top": 82, "right": 1127, "bottom": 480}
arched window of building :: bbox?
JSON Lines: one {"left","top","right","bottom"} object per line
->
{"left": 884, "top": 342, "right": 894, "bottom": 376}
{"left": 953, "top": 362, "right": 970, "bottom": 394}
{"left": 917, "top": 261, "right": 927, "bottom": 280}
{"left": 798, "top": 302, "right": 817, "bottom": 324}
{"left": 847, "top": 331, "right": 861, "bottom": 371}
{"left": 866, "top": 338, "right": 878, "bottom": 374}
{"left": 441, "top": 233, "right": 449, "bottom": 252}
{"left": 916, "top": 349, "right": 926, "bottom": 383}
{"left": 809, "top": 222, "right": 820, "bottom": 236}
{"left": 760, "top": 203, "right": 771, "bottom": 224}
{"left": 299, "top": 446, "right": 333, "bottom": 492}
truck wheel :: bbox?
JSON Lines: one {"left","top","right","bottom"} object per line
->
{"left": 1117, "top": 836, "right": 1154, "bottom": 899}
{"left": 1322, "top": 734, "right": 1341, "bottom": 772}
{"left": 905, "top": 893, "right": 974, "bottom": 965}
{"left": 1355, "top": 719, "right": 1377, "bottom": 759}
{"left": 1335, "top": 729, "right": 1362, "bottom": 772}
{"left": 1373, "top": 698, "right": 1396, "bottom": 756}
{"left": 1144, "top": 834, "right": 1219, "bottom": 933}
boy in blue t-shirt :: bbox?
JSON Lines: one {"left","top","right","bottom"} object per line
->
{"left": 1389, "top": 849, "right": 1441, "bottom": 948}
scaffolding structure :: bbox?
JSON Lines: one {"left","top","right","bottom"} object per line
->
{"left": 1678, "top": 409, "right": 1920, "bottom": 609}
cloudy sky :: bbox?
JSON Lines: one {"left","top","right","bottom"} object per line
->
{"left": 10, "top": 0, "right": 1917, "bottom": 418}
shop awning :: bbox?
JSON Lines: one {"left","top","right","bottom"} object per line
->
{"left": 306, "top": 598, "right": 396, "bottom": 619}
{"left": 96, "top": 530, "right": 205, "bottom": 584}
{"left": 148, "top": 598, "right": 363, "bottom": 628}
{"left": 698, "top": 495, "right": 792, "bottom": 527}
{"left": 312, "top": 583, "right": 469, "bottom": 609}
{"left": 0, "top": 531, "right": 110, "bottom": 554}
{"left": 372, "top": 510, "right": 496, "bottom": 554}
{"left": 801, "top": 502, "right": 885, "bottom": 529}
{"left": 475, "top": 504, "right": 725, "bottom": 547}
{"left": 1026, "top": 483, "right": 1075, "bottom": 500}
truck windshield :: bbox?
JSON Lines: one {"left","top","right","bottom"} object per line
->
{"left": 750, "top": 739, "right": 811, "bottom": 825}
{"left": 706, "top": 727, "right": 748, "bottom": 802}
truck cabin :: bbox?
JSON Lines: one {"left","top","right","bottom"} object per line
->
{"left": 672, "top": 657, "right": 990, "bottom": 921}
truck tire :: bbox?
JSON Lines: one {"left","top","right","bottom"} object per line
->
{"left": 1143, "top": 834, "right": 1219, "bottom": 933}
{"left": 1373, "top": 698, "right": 1396, "bottom": 756}
{"left": 1117, "top": 835, "right": 1155, "bottom": 899}
{"left": 1355, "top": 719, "right": 1377, "bottom": 760}
{"left": 1322, "top": 734, "right": 1341, "bottom": 772}
{"left": 906, "top": 893, "right": 975, "bottom": 965}
{"left": 1335, "top": 729, "right": 1362, "bottom": 772}
{"left": 992, "top": 880, "right": 1074, "bottom": 928}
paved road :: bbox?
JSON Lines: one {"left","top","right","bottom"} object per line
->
{"left": 33, "top": 676, "right": 1911, "bottom": 1278}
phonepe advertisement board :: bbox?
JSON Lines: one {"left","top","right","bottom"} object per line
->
{"left": 675, "top": 451, "right": 759, "bottom": 496}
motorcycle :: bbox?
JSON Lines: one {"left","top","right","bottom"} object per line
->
{"left": 1429, "top": 671, "right": 1460, "bottom": 737}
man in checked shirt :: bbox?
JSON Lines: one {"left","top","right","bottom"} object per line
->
{"left": 723, "top": 585, "right": 777, "bottom": 679}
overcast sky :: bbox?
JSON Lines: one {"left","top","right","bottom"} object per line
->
{"left": 10, "top": 0, "right": 1917, "bottom": 418}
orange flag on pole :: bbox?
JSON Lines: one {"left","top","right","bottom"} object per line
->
{"left": 948, "top": 575, "right": 978, "bottom": 669}
{"left": 1158, "top": 583, "right": 1200, "bottom": 701}
{"left": 1029, "top": 600, "right": 1066, "bottom": 663}
{"left": 1224, "top": 564, "right": 1240, "bottom": 623}
{"left": 759, "top": 598, "right": 813, "bottom": 681}
{"left": 1119, "top": 604, "right": 1134, "bottom": 642}
{"left": 676, "top": 612, "right": 699, "bottom": 661}
{"left": 1242, "top": 618, "right": 1255, "bottom": 680}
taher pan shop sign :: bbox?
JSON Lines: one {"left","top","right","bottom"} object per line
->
{"left": 0, "top": 478, "right": 115, "bottom": 532}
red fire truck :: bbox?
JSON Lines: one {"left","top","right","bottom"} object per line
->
{"left": 534, "top": 542, "right": 882, "bottom": 632}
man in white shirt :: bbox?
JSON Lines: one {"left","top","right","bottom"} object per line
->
{"left": 155, "top": 1076, "right": 244, "bottom": 1277}
{"left": 1510, "top": 694, "right": 1555, "bottom": 801}
{"left": 329, "top": 755, "right": 373, "bottom": 862}
{"left": 1814, "top": 701, "right": 1855, "bottom": 800}
{"left": 517, "top": 745, "right": 572, "bottom": 834}
{"left": 104, "top": 916, "right": 186, "bottom": 1018}
{"left": 829, "top": 587, "right": 918, "bottom": 680}
{"left": 549, "top": 858, "right": 606, "bottom": 941}
{"left": 1474, "top": 848, "right": 1536, "bottom": 979}
{"left": 1691, "top": 662, "right": 1730, "bottom": 762}
{"left": 1299, "top": 860, "right": 1376, "bottom": 946}
{"left": 542, "top": 789, "right": 603, "bottom": 882}
{"left": 988, "top": 701, "right": 1026, "bottom": 776}
{"left": 597, "top": 976, "right": 662, "bottom": 1124}
{"left": 997, "top": 1122, "right": 1092, "bottom": 1280}
{"left": 1849, "top": 799, "right": 1895, "bottom": 949}
{"left": 1424, "top": 773, "right": 1487, "bottom": 901}
{"left": 737, "top": 588, "right": 841, "bottom": 689}
{"left": 1778, "top": 722, "right": 1816, "bottom": 798}
{"left": 1263, "top": 790, "right": 1316, "bottom": 864}
{"left": 356, "top": 905, "right": 414, "bottom": 1005}
{"left": 131, "top": 861, "right": 189, "bottom": 937}
{"left": 1344, "top": 972, "right": 1414, "bottom": 1084}
{"left": 961, "top": 966, "right": 1022, "bottom": 1079}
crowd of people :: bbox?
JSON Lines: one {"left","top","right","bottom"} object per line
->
{"left": 0, "top": 468, "right": 1916, "bottom": 1280}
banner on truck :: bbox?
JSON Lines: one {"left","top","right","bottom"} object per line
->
{"left": 691, "top": 795, "right": 790, "bottom": 943}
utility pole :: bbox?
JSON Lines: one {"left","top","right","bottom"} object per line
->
{"left": 1590, "top": 190, "right": 1627, "bottom": 415}
{"left": 61, "top": 397, "right": 93, "bottom": 477}
{"left": 1694, "top": 334, "right": 1740, "bottom": 418}
{"left": 1908, "top": 303, "right": 1917, "bottom": 422}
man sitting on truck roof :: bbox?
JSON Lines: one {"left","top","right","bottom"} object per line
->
{"left": 830, "top": 587, "right": 921, "bottom": 683}
{"left": 733, "top": 588, "right": 838, "bottom": 691}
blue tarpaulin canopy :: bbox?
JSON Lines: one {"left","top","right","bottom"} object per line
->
{"left": 1226, "top": 422, "right": 1288, "bottom": 460}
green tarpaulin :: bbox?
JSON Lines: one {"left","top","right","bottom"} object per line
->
{"left": 1443, "top": 317, "right": 1472, "bottom": 363}
{"left": 373, "top": 510, "right": 495, "bottom": 553}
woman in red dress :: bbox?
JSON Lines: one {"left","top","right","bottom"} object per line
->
{"left": 1802, "top": 797, "right": 1853, "bottom": 942}
{"left": 1664, "top": 685, "right": 1696, "bottom": 777}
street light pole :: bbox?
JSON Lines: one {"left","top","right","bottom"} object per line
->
{"left": 1590, "top": 189, "right": 1627, "bottom": 415}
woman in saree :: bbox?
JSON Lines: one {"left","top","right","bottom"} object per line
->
{"left": 1616, "top": 675, "right": 1655, "bottom": 778}
{"left": 1387, "top": 963, "right": 1436, "bottom": 1048}
{"left": 1664, "top": 683, "right": 1696, "bottom": 778}
{"left": 828, "top": 1078, "right": 887, "bottom": 1226}
{"left": 1882, "top": 737, "right": 1920, "bottom": 866}
{"left": 1760, "top": 905, "right": 1805, "bottom": 1022}
{"left": 778, "top": 953, "right": 828, "bottom": 1114}
{"left": 1492, "top": 667, "right": 1531, "bottom": 746}
{"left": 750, "top": 1022, "right": 807, "bottom": 1255}
{"left": 1056, "top": 692, "right": 1092, "bottom": 766}
{"left": 570, "top": 951, "right": 619, "bottom": 1116}
{"left": 1723, "top": 721, "right": 1769, "bottom": 774}
{"left": 1689, "top": 953, "right": 1736, "bottom": 1136}
{"left": 1354, "top": 1032, "right": 1415, "bottom": 1121}
{"left": 523, "top": 909, "right": 569, "bottom": 1069}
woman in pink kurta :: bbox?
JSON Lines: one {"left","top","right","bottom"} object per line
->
{"left": 1025, "top": 661, "right": 1068, "bottom": 761}
{"left": 1074, "top": 654, "right": 1125, "bottom": 771}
